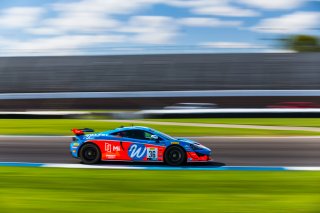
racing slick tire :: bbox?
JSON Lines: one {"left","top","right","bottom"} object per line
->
{"left": 79, "top": 143, "right": 101, "bottom": 164}
{"left": 164, "top": 145, "right": 187, "bottom": 166}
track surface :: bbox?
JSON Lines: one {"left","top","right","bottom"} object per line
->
{"left": 0, "top": 136, "right": 320, "bottom": 166}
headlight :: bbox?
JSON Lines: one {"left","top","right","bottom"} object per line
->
{"left": 72, "top": 142, "right": 80, "bottom": 148}
{"left": 190, "top": 144, "right": 203, "bottom": 150}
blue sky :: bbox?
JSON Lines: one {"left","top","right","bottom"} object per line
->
{"left": 0, "top": 0, "right": 319, "bottom": 56}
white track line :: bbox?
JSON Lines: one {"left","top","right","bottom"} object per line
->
{"left": 43, "top": 163, "right": 144, "bottom": 170}
{"left": 1, "top": 135, "right": 320, "bottom": 139}
{"left": 1, "top": 162, "right": 320, "bottom": 171}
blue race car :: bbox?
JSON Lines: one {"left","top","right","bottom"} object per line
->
{"left": 70, "top": 126, "right": 212, "bottom": 166}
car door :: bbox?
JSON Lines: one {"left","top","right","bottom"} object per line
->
{"left": 109, "top": 130, "right": 148, "bottom": 161}
{"left": 109, "top": 130, "right": 165, "bottom": 161}
{"left": 107, "top": 130, "right": 135, "bottom": 160}
{"left": 135, "top": 130, "right": 166, "bottom": 161}
{"left": 117, "top": 130, "right": 165, "bottom": 161}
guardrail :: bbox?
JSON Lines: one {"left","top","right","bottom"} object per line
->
{"left": 131, "top": 108, "right": 320, "bottom": 118}
{"left": 1, "top": 90, "right": 320, "bottom": 100}
{"left": 0, "top": 111, "right": 91, "bottom": 119}
{"left": 1, "top": 108, "right": 320, "bottom": 119}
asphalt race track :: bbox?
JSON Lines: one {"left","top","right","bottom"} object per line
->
{"left": 0, "top": 136, "right": 319, "bottom": 166}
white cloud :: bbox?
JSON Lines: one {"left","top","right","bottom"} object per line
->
{"left": 30, "top": 0, "right": 157, "bottom": 36}
{"left": 51, "top": 0, "right": 158, "bottom": 15}
{"left": 1, "top": 0, "right": 300, "bottom": 55}
{"left": 26, "top": 27, "right": 64, "bottom": 35}
{"left": 27, "top": 0, "right": 163, "bottom": 35}
{"left": 165, "top": 0, "right": 221, "bottom": 7}
{"left": 253, "top": 11, "right": 320, "bottom": 34}
{"left": 201, "top": 41, "right": 266, "bottom": 49}
{"left": 166, "top": 0, "right": 260, "bottom": 17}
{"left": 192, "top": 5, "right": 259, "bottom": 17}
{"left": 0, "top": 7, "right": 45, "bottom": 28}
{"left": 37, "top": 13, "right": 119, "bottom": 34}
{"left": 119, "top": 16, "right": 179, "bottom": 44}
{"left": 237, "top": 0, "right": 307, "bottom": 10}
{"left": 179, "top": 17, "right": 242, "bottom": 27}
{"left": 0, "top": 35, "right": 127, "bottom": 56}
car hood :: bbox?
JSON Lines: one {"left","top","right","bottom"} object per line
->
{"left": 175, "top": 137, "right": 211, "bottom": 154}
{"left": 175, "top": 137, "right": 201, "bottom": 145}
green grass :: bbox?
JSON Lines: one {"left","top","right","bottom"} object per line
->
{"left": 147, "top": 118, "right": 320, "bottom": 127}
{"left": 0, "top": 167, "right": 319, "bottom": 213}
{"left": 0, "top": 119, "right": 319, "bottom": 136}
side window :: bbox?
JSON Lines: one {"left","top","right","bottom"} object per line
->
{"left": 129, "top": 130, "right": 145, "bottom": 140}
{"left": 111, "top": 130, "right": 146, "bottom": 140}
{"left": 111, "top": 130, "right": 163, "bottom": 141}
{"left": 143, "top": 131, "right": 163, "bottom": 141}
{"left": 110, "top": 131, "right": 127, "bottom": 137}
{"left": 144, "top": 131, "right": 153, "bottom": 140}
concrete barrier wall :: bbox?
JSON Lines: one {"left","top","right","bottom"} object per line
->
{"left": 0, "top": 53, "right": 320, "bottom": 93}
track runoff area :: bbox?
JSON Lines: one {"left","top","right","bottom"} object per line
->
{"left": 1, "top": 162, "right": 320, "bottom": 171}
{"left": 0, "top": 136, "right": 320, "bottom": 171}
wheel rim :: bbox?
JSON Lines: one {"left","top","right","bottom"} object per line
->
{"left": 169, "top": 150, "right": 182, "bottom": 162}
{"left": 83, "top": 147, "right": 97, "bottom": 161}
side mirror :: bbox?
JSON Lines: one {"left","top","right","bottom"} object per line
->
{"left": 150, "top": 135, "right": 159, "bottom": 141}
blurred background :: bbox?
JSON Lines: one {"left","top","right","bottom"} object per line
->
{"left": 0, "top": 0, "right": 319, "bottom": 116}
{"left": 0, "top": 1, "right": 320, "bottom": 213}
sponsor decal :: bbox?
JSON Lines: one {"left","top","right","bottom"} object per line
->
{"left": 73, "top": 143, "right": 79, "bottom": 147}
{"left": 105, "top": 143, "right": 111, "bottom": 152}
{"left": 171, "top": 142, "right": 179, "bottom": 145}
{"left": 184, "top": 145, "right": 192, "bottom": 151}
{"left": 86, "top": 133, "right": 109, "bottom": 139}
{"left": 128, "top": 144, "right": 147, "bottom": 160}
{"left": 105, "top": 143, "right": 121, "bottom": 152}
{"left": 113, "top": 146, "right": 121, "bottom": 152}
{"left": 147, "top": 147, "right": 158, "bottom": 161}
{"left": 105, "top": 154, "right": 117, "bottom": 159}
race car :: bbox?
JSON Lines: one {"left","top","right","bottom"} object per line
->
{"left": 70, "top": 126, "right": 212, "bottom": 166}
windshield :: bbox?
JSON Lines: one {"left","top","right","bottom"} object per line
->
{"left": 152, "top": 129, "right": 175, "bottom": 141}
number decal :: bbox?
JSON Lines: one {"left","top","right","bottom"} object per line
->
{"left": 147, "top": 147, "right": 158, "bottom": 161}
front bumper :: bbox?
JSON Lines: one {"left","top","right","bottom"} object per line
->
{"left": 70, "top": 142, "right": 80, "bottom": 158}
{"left": 187, "top": 151, "right": 212, "bottom": 162}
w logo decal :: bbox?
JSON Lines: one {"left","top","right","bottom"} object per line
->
{"left": 128, "top": 144, "right": 147, "bottom": 160}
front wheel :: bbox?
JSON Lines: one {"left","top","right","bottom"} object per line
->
{"left": 79, "top": 143, "right": 101, "bottom": 164}
{"left": 164, "top": 146, "right": 186, "bottom": 166}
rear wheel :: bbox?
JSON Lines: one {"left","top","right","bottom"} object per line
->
{"left": 79, "top": 143, "right": 101, "bottom": 164}
{"left": 164, "top": 146, "right": 186, "bottom": 166}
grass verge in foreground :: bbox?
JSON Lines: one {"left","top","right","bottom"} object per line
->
{"left": 147, "top": 118, "right": 320, "bottom": 127}
{"left": 0, "top": 119, "right": 319, "bottom": 136}
{"left": 0, "top": 167, "right": 319, "bottom": 213}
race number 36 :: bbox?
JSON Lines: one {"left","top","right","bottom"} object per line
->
{"left": 147, "top": 147, "right": 158, "bottom": 160}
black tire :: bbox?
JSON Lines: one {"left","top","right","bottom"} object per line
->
{"left": 79, "top": 143, "right": 101, "bottom": 164}
{"left": 164, "top": 145, "right": 186, "bottom": 166}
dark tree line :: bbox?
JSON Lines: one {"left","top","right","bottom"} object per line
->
{"left": 282, "top": 35, "right": 320, "bottom": 52}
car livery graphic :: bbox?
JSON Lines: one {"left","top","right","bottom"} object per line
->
{"left": 70, "top": 126, "right": 212, "bottom": 166}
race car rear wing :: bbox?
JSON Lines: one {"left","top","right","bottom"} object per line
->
{"left": 72, "top": 128, "right": 94, "bottom": 135}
